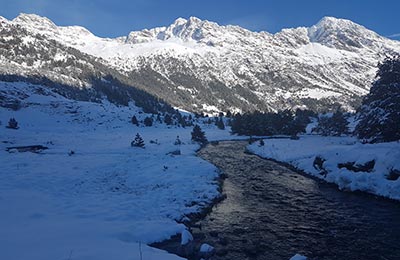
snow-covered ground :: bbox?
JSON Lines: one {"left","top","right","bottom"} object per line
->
{"left": 4, "top": 82, "right": 397, "bottom": 259}
{"left": 249, "top": 135, "right": 400, "bottom": 200}
{"left": 0, "top": 82, "right": 235, "bottom": 260}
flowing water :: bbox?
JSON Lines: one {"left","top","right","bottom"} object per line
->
{"left": 155, "top": 141, "right": 400, "bottom": 260}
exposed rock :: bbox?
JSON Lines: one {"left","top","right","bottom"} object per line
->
{"left": 178, "top": 229, "right": 195, "bottom": 257}
{"left": 338, "top": 160, "right": 375, "bottom": 172}
{"left": 387, "top": 169, "right": 400, "bottom": 181}
{"left": 313, "top": 156, "right": 327, "bottom": 175}
{"left": 6, "top": 145, "right": 48, "bottom": 153}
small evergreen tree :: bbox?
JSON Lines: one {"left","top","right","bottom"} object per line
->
{"left": 259, "top": 139, "right": 265, "bottom": 146}
{"left": 174, "top": 135, "right": 182, "bottom": 145}
{"left": 164, "top": 114, "right": 173, "bottom": 125}
{"left": 131, "top": 133, "right": 145, "bottom": 148}
{"left": 143, "top": 117, "right": 153, "bottom": 127}
{"left": 131, "top": 115, "right": 139, "bottom": 126}
{"left": 7, "top": 118, "right": 18, "bottom": 129}
{"left": 156, "top": 114, "right": 162, "bottom": 123}
{"left": 179, "top": 116, "right": 187, "bottom": 128}
{"left": 172, "top": 135, "right": 182, "bottom": 155}
{"left": 191, "top": 125, "right": 207, "bottom": 144}
{"left": 216, "top": 117, "right": 225, "bottom": 130}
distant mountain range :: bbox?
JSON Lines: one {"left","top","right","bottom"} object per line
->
{"left": 1, "top": 13, "right": 399, "bottom": 113}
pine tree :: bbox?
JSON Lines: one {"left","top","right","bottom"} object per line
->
{"left": 6, "top": 118, "right": 18, "bottom": 129}
{"left": 156, "top": 114, "right": 162, "bottom": 123}
{"left": 313, "top": 115, "right": 331, "bottom": 136}
{"left": 216, "top": 117, "right": 225, "bottom": 130}
{"left": 131, "top": 133, "right": 145, "bottom": 148}
{"left": 164, "top": 114, "right": 173, "bottom": 125}
{"left": 131, "top": 115, "right": 139, "bottom": 126}
{"left": 214, "top": 117, "right": 219, "bottom": 126}
{"left": 174, "top": 135, "right": 182, "bottom": 145}
{"left": 286, "top": 118, "right": 306, "bottom": 137}
{"left": 191, "top": 125, "right": 207, "bottom": 144}
{"left": 172, "top": 135, "right": 182, "bottom": 155}
{"left": 356, "top": 56, "right": 400, "bottom": 142}
{"left": 179, "top": 116, "right": 187, "bottom": 128}
{"left": 143, "top": 117, "right": 153, "bottom": 127}
{"left": 313, "top": 110, "right": 348, "bottom": 136}
{"left": 331, "top": 110, "right": 349, "bottom": 136}
{"left": 230, "top": 113, "right": 244, "bottom": 135}
{"left": 294, "top": 109, "right": 313, "bottom": 129}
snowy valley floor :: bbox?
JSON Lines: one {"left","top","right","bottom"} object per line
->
{"left": 248, "top": 135, "right": 400, "bottom": 201}
{"left": 1, "top": 83, "right": 399, "bottom": 260}
{"left": 0, "top": 82, "right": 237, "bottom": 260}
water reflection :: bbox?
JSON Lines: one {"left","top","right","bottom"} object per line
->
{"left": 193, "top": 141, "right": 400, "bottom": 260}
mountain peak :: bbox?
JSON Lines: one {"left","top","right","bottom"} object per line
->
{"left": 173, "top": 16, "right": 207, "bottom": 25}
{"left": 313, "top": 16, "right": 363, "bottom": 30}
{"left": 316, "top": 16, "right": 346, "bottom": 25}
{"left": 173, "top": 17, "right": 188, "bottom": 25}
{"left": 308, "top": 16, "right": 381, "bottom": 50}
{"left": 125, "top": 16, "right": 218, "bottom": 44}
{"left": 0, "top": 16, "right": 8, "bottom": 23}
{"left": 14, "top": 13, "right": 55, "bottom": 25}
{"left": 13, "top": 13, "right": 57, "bottom": 30}
{"left": 188, "top": 16, "right": 202, "bottom": 24}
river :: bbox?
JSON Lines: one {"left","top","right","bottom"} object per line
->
{"left": 158, "top": 141, "right": 400, "bottom": 260}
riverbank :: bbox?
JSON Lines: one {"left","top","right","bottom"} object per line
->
{"left": 248, "top": 135, "right": 400, "bottom": 201}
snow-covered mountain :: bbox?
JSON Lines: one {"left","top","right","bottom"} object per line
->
{"left": 0, "top": 15, "right": 177, "bottom": 115}
{"left": 2, "top": 13, "right": 400, "bottom": 113}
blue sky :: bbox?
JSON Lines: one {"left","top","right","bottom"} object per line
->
{"left": 2, "top": 0, "right": 400, "bottom": 39}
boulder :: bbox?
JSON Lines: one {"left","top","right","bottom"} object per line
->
{"left": 178, "top": 229, "right": 195, "bottom": 257}
{"left": 198, "top": 243, "right": 215, "bottom": 259}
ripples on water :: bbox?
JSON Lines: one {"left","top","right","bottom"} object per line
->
{"left": 161, "top": 141, "right": 400, "bottom": 260}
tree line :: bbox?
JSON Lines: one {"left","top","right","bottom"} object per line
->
{"left": 230, "top": 109, "right": 315, "bottom": 137}
{"left": 230, "top": 55, "right": 400, "bottom": 143}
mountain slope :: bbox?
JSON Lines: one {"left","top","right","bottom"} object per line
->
{"left": 3, "top": 14, "right": 400, "bottom": 113}
{"left": 0, "top": 16, "right": 176, "bottom": 114}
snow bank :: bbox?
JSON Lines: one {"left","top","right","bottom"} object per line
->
{"left": 0, "top": 81, "right": 234, "bottom": 260}
{"left": 249, "top": 135, "right": 400, "bottom": 200}
{"left": 290, "top": 254, "right": 307, "bottom": 260}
